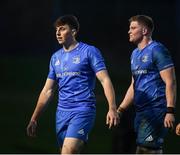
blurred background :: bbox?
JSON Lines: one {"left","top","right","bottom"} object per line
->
{"left": 1, "top": 0, "right": 180, "bottom": 153}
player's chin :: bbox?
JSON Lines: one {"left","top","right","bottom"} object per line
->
{"left": 129, "top": 38, "right": 134, "bottom": 43}
{"left": 57, "top": 40, "right": 64, "bottom": 44}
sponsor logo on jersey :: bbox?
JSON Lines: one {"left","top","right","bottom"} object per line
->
{"left": 134, "top": 69, "right": 148, "bottom": 75}
{"left": 56, "top": 71, "right": 80, "bottom": 78}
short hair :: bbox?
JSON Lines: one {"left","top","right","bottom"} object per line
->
{"left": 129, "top": 15, "right": 154, "bottom": 33}
{"left": 54, "top": 15, "right": 80, "bottom": 32}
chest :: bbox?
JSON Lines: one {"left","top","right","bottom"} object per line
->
{"left": 131, "top": 51, "right": 153, "bottom": 71}
{"left": 54, "top": 52, "right": 89, "bottom": 73}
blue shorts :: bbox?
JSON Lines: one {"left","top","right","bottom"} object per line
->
{"left": 56, "top": 109, "right": 96, "bottom": 147}
{"left": 134, "top": 108, "right": 168, "bottom": 149}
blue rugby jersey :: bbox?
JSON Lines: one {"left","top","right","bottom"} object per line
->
{"left": 131, "top": 41, "right": 174, "bottom": 111}
{"left": 48, "top": 42, "right": 106, "bottom": 111}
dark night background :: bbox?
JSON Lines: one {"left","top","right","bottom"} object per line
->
{"left": 1, "top": 0, "right": 180, "bottom": 153}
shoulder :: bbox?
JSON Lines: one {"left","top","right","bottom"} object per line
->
{"left": 49, "top": 48, "right": 63, "bottom": 64}
{"left": 150, "top": 41, "right": 168, "bottom": 52}
{"left": 132, "top": 48, "right": 139, "bottom": 53}
{"left": 131, "top": 48, "right": 139, "bottom": 57}
{"left": 150, "top": 41, "right": 174, "bottom": 69}
{"left": 80, "top": 42, "right": 101, "bottom": 56}
{"left": 80, "top": 42, "right": 99, "bottom": 51}
{"left": 51, "top": 48, "right": 63, "bottom": 58}
{"left": 152, "top": 42, "right": 171, "bottom": 61}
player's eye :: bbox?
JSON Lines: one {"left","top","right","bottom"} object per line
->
{"left": 56, "top": 27, "right": 66, "bottom": 32}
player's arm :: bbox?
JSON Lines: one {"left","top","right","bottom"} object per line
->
{"left": 117, "top": 77, "right": 134, "bottom": 114}
{"left": 27, "top": 78, "right": 57, "bottom": 137}
{"left": 160, "top": 67, "right": 176, "bottom": 128}
{"left": 96, "top": 70, "right": 119, "bottom": 129}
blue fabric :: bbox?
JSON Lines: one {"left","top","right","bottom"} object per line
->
{"left": 56, "top": 110, "right": 96, "bottom": 146}
{"left": 131, "top": 41, "right": 174, "bottom": 111}
{"left": 135, "top": 108, "right": 168, "bottom": 149}
{"left": 48, "top": 42, "right": 106, "bottom": 111}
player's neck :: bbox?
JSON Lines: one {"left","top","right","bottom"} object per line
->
{"left": 63, "top": 40, "right": 79, "bottom": 52}
{"left": 138, "top": 37, "right": 152, "bottom": 50}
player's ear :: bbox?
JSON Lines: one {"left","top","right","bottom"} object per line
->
{"left": 71, "top": 29, "right": 77, "bottom": 36}
{"left": 142, "top": 27, "right": 148, "bottom": 35}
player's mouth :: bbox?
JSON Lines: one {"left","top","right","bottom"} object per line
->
{"left": 129, "top": 35, "right": 133, "bottom": 39}
{"left": 57, "top": 37, "right": 63, "bottom": 41}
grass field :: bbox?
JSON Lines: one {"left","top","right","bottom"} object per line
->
{"left": 1, "top": 55, "right": 180, "bottom": 153}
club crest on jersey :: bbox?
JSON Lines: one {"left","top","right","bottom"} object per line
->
{"left": 142, "top": 55, "right": 148, "bottom": 63}
{"left": 72, "top": 56, "right": 80, "bottom": 64}
{"left": 55, "top": 59, "right": 60, "bottom": 66}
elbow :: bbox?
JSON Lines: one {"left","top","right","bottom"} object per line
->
{"left": 42, "top": 89, "right": 54, "bottom": 98}
{"left": 46, "top": 89, "right": 54, "bottom": 97}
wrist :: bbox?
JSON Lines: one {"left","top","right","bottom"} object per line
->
{"left": 166, "top": 107, "right": 175, "bottom": 114}
{"left": 117, "top": 106, "right": 125, "bottom": 118}
{"left": 109, "top": 104, "right": 117, "bottom": 111}
{"left": 30, "top": 119, "right": 37, "bottom": 124}
{"left": 117, "top": 106, "right": 125, "bottom": 113}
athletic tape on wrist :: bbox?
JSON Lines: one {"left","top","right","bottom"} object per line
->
{"left": 166, "top": 107, "right": 175, "bottom": 114}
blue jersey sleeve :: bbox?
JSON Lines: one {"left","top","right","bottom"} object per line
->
{"left": 47, "top": 55, "right": 56, "bottom": 80}
{"left": 152, "top": 45, "right": 174, "bottom": 71}
{"left": 87, "top": 46, "right": 106, "bottom": 73}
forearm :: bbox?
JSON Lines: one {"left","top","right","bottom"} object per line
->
{"left": 164, "top": 79, "right": 176, "bottom": 128}
{"left": 160, "top": 67, "right": 176, "bottom": 109}
{"left": 31, "top": 89, "right": 54, "bottom": 122}
{"left": 166, "top": 79, "right": 176, "bottom": 108}
{"left": 102, "top": 78, "right": 116, "bottom": 110}
{"left": 117, "top": 83, "right": 134, "bottom": 111}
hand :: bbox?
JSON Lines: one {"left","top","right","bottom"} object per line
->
{"left": 164, "top": 113, "right": 175, "bottom": 129}
{"left": 117, "top": 106, "right": 125, "bottom": 119}
{"left": 26, "top": 120, "right": 37, "bottom": 137}
{"left": 117, "top": 110, "right": 123, "bottom": 120}
{"left": 106, "top": 109, "right": 120, "bottom": 129}
{"left": 176, "top": 123, "right": 180, "bottom": 136}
